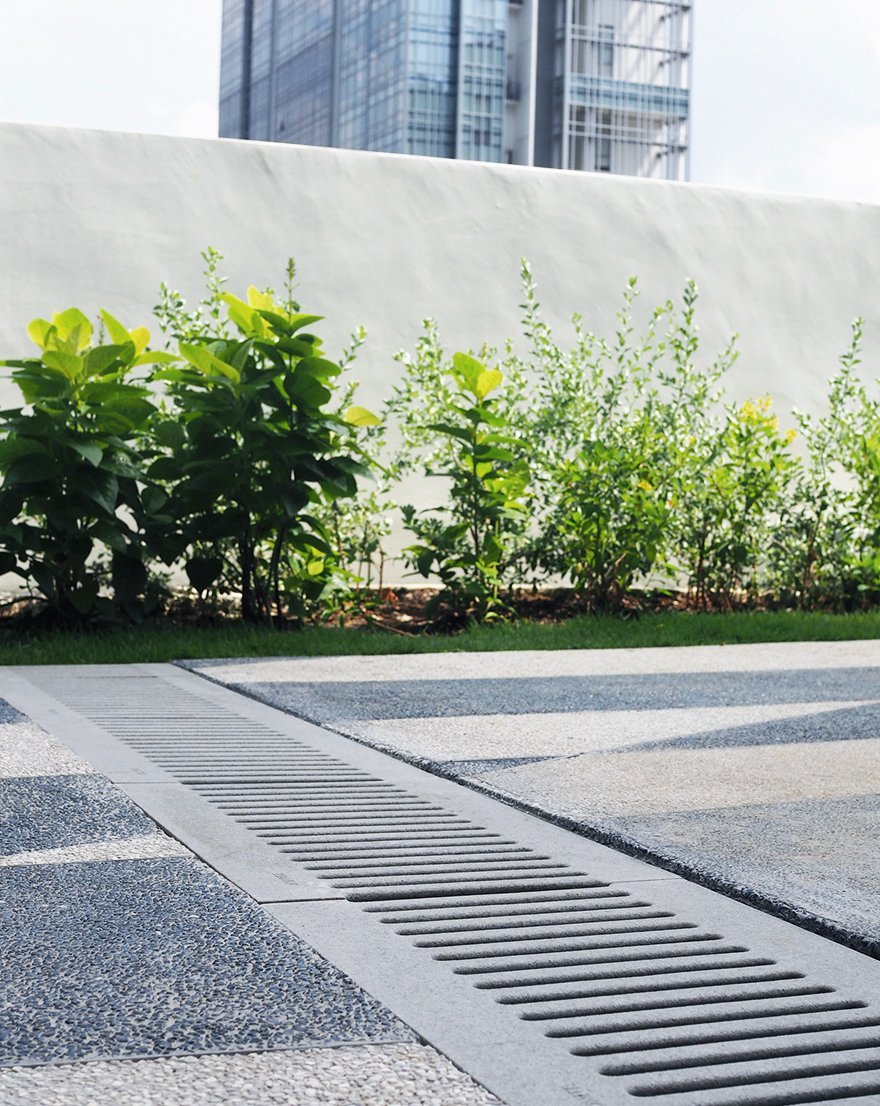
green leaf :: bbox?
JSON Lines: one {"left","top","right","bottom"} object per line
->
{"left": 26, "top": 318, "right": 53, "bottom": 350}
{"left": 286, "top": 313, "right": 324, "bottom": 333}
{"left": 81, "top": 470, "right": 119, "bottom": 513}
{"left": 475, "top": 368, "right": 503, "bottom": 399}
{"left": 298, "top": 355, "right": 341, "bottom": 380}
{"left": 69, "top": 441, "right": 103, "bottom": 467}
{"left": 52, "top": 308, "right": 93, "bottom": 351}
{"left": 288, "top": 373, "right": 331, "bottom": 408}
{"left": 111, "top": 552, "right": 148, "bottom": 600}
{"left": 68, "top": 577, "right": 99, "bottom": 614}
{"left": 152, "top": 420, "right": 186, "bottom": 450}
{"left": 4, "top": 452, "right": 59, "bottom": 485}
{"left": 343, "top": 405, "right": 381, "bottom": 427}
{"left": 185, "top": 555, "right": 223, "bottom": 593}
{"left": 99, "top": 309, "right": 132, "bottom": 346}
{"left": 85, "top": 343, "right": 136, "bottom": 376}
{"left": 42, "top": 349, "right": 83, "bottom": 379}
{"left": 179, "top": 342, "right": 241, "bottom": 384}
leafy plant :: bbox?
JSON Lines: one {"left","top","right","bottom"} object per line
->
{"left": 502, "top": 268, "right": 737, "bottom": 608}
{"left": 673, "top": 395, "right": 797, "bottom": 608}
{"left": 148, "top": 268, "right": 378, "bottom": 623}
{"left": 398, "top": 352, "right": 529, "bottom": 622}
{"left": 0, "top": 308, "right": 174, "bottom": 623}
{"left": 773, "top": 319, "right": 880, "bottom": 609}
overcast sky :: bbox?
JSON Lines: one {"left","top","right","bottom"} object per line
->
{"left": 1, "top": 0, "right": 878, "bottom": 204}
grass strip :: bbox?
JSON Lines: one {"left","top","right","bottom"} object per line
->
{"left": 0, "top": 610, "right": 878, "bottom": 665}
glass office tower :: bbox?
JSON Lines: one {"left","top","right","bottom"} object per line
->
{"left": 220, "top": 0, "right": 691, "bottom": 180}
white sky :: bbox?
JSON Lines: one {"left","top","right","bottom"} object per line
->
{"left": 0, "top": 0, "right": 878, "bottom": 204}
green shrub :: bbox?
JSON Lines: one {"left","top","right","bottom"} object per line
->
{"left": 395, "top": 352, "right": 529, "bottom": 621}
{"left": 673, "top": 395, "right": 797, "bottom": 608}
{"left": 502, "top": 269, "right": 739, "bottom": 608}
{"left": 0, "top": 308, "right": 174, "bottom": 623}
{"left": 148, "top": 268, "right": 378, "bottom": 623}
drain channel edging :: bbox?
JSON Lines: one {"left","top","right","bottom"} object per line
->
{"left": 2, "top": 663, "right": 879, "bottom": 1106}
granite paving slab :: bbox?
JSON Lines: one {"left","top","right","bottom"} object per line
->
{"left": 185, "top": 641, "right": 880, "bottom": 956}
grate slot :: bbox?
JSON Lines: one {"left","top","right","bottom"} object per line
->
{"left": 374, "top": 889, "right": 626, "bottom": 919}
{"left": 406, "top": 909, "right": 675, "bottom": 940}
{"left": 490, "top": 955, "right": 778, "bottom": 999}
{"left": 572, "top": 1011, "right": 880, "bottom": 1060}
{"left": 345, "top": 876, "right": 609, "bottom": 900}
{"left": 307, "top": 857, "right": 558, "bottom": 875}
{"left": 601, "top": 1025, "right": 880, "bottom": 1076}
{"left": 434, "top": 922, "right": 703, "bottom": 960}
{"left": 551, "top": 998, "right": 867, "bottom": 1041}
{"left": 627, "top": 1044, "right": 880, "bottom": 1097}
{"left": 453, "top": 935, "right": 740, "bottom": 974}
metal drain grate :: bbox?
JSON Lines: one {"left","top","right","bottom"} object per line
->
{"left": 4, "top": 664, "right": 880, "bottom": 1106}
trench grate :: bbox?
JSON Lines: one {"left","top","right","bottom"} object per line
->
{"left": 4, "top": 664, "right": 880, "bottom": 1106}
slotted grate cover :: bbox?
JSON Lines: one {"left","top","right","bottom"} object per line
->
{"left": 4, "top": 663, "right": 880, "bottom": 1106}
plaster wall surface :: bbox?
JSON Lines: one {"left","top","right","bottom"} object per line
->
{"left": 2, "top": 123, "right": 878, "bottom": 424}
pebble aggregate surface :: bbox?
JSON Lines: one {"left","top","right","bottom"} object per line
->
{"left": 1, "top": 856, "right": 411, "bottom": 1067}
{"left": 0, "top": 773, "right": 159, "bottom": 855}
{"left": 186, "top": 641, "right": 880, "bottom": 955}
{"left": 0, "top": 1044, "right": 502, "bottom": 1106}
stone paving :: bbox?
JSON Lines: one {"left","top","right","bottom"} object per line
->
{"left": 188, "top": 639, "right": 880, "bottom": 956}
{"left": 0, "top": 705, "right": 501, "bottom": 1105}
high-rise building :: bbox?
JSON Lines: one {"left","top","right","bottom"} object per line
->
{"left": 220, "top": 1, "right": 691, "bottom": 180}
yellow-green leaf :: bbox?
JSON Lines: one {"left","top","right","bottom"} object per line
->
{"left": 26, "top": 318, "right": 53, "bottom": 350}
{"left": 52, "top": 308, "right": 93, "bottom": 351}
{"left": 220, "top": 292, "right": 266, "bottom": 337}
{"left": 99, "top": 309, "right": 131, "bottom": 346}
{"left": 342, "top": 405, "right": 380, "bottom": 427}
{"left": 179, "top": 342, "right": 241, "bottom": 384}
{"left": 246, "top": 286, "right": 277, "bottom": 313}
{"left": 475, "top": 368, "right": 503, "bottom": 399}
{"left": 130, "top": 326, "right": 150, "bottom": 355}
{"left": 452, "top": 352, "right": 484, "bottom": 396}
{"left": 132, "top": 350, "right": 180, "bottom": 366}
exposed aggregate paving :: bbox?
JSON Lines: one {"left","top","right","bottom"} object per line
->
{"left": 0, "top": 718, "right": 93, "bottom": 778}
{"left": 0, "top": 773, "right": 160, "bottom": 856}
{"left": 0, "top": 1044, "right": 503, "bottom": 1106}
{"left": 187, "top": 641, "right": 880, "bottom": 956}
{"left": 0, "top": 833, "right": 190, "bottom": 867}
{"left": 0, "top": 857, "right": 411, "bottom": 1067}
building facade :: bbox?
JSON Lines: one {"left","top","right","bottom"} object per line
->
{"left": 220, "top": 0, "right": 691, "bottom": 180}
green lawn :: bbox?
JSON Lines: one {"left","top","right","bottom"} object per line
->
{"left": 0, "top": 609, "right": 878, "bottom": 665}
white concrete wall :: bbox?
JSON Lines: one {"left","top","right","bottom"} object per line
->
{"left": 2, "top": 120, "right": 879, "bottom": 429}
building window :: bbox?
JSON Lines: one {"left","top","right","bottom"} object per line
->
{"left": 597, "top": 109, "right": 611, "bottom": 171}
{"left": 598, "top": 23, "right": 613, "bottom": 78}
